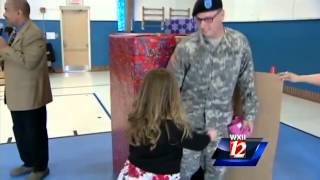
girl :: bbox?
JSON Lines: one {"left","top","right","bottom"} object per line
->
{"left": 118, "top": 69, "right": 217, "bottom": 180}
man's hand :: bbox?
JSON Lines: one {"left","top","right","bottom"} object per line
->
{"left": 0, "top": 37, "right": 9, "bottom": 49}
{"left": 243, "top": 120, "right": 254, "bottom": 134}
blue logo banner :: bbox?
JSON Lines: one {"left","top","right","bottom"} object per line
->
{"left": 212, "top": 138, "right": 268, "bottom": 166}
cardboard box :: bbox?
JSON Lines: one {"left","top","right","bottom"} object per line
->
{"left": 226, "top": 73, "right": 283, "bottom": 180}
{"left": 0, "top": 71, "right": 5, "bottom": 86}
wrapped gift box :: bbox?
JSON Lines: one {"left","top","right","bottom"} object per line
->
{"left": 109, "top": 33, "right": 177, "bottom": 173}
{"left": 164, "top": 18, "right": 197, "bottom": 35}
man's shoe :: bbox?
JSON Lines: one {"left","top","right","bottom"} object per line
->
{"left": 10, "top": 165, "right": 33, "bottom": 177}
{"left": 27, "top": 168, "right": 50, "bottom": 180}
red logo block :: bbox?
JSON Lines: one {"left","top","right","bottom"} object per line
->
{"left": 230, "top": 140, "right": 246, "bottom": 158}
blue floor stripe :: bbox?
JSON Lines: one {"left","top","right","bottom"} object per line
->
{"left": 0, "top": 124, "right": 318, "bottom": 180}
{"left": 281, "top": 122, "right": 319, "bottom": 139}
{"left": 93, "top": 93, "right": 111, "bottom": 119}
{"left": 53, "top": 93, "right": 112, "bottom": 119}
{"left": 51, "top": 84, "right": 109, "bottom": 90}
{"left": 273, "top": 124, "right": 320, "bottom": 180}
{"left": 0, "top": 133, "right": 114, "bottom": 180}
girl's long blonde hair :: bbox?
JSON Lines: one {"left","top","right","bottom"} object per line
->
{"left": 126, "top": 68, "right": 191, "bottom": 149}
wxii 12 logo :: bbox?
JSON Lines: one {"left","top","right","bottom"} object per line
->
{"left": 212, "top": 134, "right": 268, "bottom": 166}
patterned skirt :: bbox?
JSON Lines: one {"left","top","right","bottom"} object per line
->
{"left": 117, "top": 160, "right": 180, "bottom": 180}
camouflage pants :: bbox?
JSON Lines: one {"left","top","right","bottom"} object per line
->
{"left": 181, "top": 107, "right": 232, "bottom": 179}
{"left": 180, "top": 141, "right": 226, "bottom": 180}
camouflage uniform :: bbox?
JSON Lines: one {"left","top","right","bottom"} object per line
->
{"left": 167, "top": 27, "right": 258, "bottom": 180}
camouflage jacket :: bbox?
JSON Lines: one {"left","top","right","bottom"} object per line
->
{"left": 167, "top": 28, "right": 258, "bottom": 131}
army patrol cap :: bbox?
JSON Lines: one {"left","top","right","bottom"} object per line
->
{"left": 192, "top": 0, "right": 223, "bottom": 16}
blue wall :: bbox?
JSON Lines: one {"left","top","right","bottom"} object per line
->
{"left": 90, "top": 21, "right": 118, "bottom": 66}
{"left": 132, "top": 20, "right": 320, "bottom": 92}
{"left": 132, "top": 21, "right": 164, "bottom": 33}
{"left": 2, "top": 19, "right": 320, "bottom": 92}
{"left": 30, "top": 20, "right": 161, "bottom": 68}
{"left": 33, "top": 20, "right": 118, "bottom": 68}
{"left": 225, "top": 20, "right": 320, "bottom": 92}
{"left": 34, "top": 20, "right": 62, "bottom": 68}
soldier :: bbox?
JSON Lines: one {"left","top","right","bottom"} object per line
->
{"left": 167, "top": 0, "right": 258, "bottom": 179}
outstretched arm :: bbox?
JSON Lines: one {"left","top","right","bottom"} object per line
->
{"left": 279, "top": 72, "right": 320, "bottom": 86}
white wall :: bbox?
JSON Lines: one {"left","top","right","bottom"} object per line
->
{"left": 84, "top": 0, "right": 117, "bottom": 21}
{"left": 223, "top": 0, "right": 261, "bottom": 22}
{"left": 134, "top": 0, "right": 176, "bottom": 21}
{"left": 0, "top": 0, "right": 118, "bottom": 21}
{"left": 294, "top": 0, "right": 320, "bottom": 19}
{"left": 134, "top": 0, "right": 320, "bottom": 21}
{"left": 0, "top": 0, "right": 319, "bottom": 22}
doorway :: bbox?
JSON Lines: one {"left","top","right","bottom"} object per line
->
{"left": 60, "top": 6, "right": 91, "bottom": 72}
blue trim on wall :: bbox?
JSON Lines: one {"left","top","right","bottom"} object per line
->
{"left": 2, "top": 18, "right": 320, "bottom": 92}
{"left": 91, "top": 21, "right": 118, "bottom": 66}
{"left": 132, "top": 20, "right": 320, "bottom": 92}
{"left": 225, "top": 20, "right": 320, "bottom": 92}
{"left": 33, "top": 20, "right": 118, "bottom": 68}
{"left": 33, "top": 20, "right": 62, "bottom": 68}
{"left": 132, "top": 21, "right": 164, "bottom": 33}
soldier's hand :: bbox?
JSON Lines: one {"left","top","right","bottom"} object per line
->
{"left": 243, "top": 120, "right": 253, "bottom": 134}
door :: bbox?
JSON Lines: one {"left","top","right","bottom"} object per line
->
{"left": 60, "top": 6, "right": 90, "bottom": 72}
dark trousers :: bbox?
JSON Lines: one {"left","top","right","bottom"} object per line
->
{"left": 192, "top": 167, "right": 204, "bottom": 180}
{"left": 11, "top": 106, "right": 49, "bottom": 171}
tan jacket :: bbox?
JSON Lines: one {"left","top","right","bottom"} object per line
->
{"left": 0, "top": 20, "right": 52, "bottom": 111}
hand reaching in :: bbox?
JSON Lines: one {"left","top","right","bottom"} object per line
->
{"left": 207, "top": 128, "right": 218, "bottom": 141}
{"left": 279, "top": 71, "right": 300, "bottom": 82}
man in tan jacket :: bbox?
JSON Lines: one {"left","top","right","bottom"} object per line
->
{"left": 0, "top": 0, "right": 52, "bottom": 179}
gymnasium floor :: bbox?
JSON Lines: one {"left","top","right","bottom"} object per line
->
{"left": 0, "top": 71, "right": 319, "bottom": 180}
